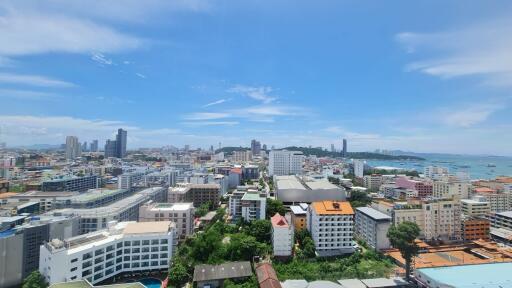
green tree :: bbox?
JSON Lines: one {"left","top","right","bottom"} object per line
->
{"left": 22, "top": 271, "right": 47, "bottom": 288}
{"left": 387, "top": 221, "right": 421, "bottom": 281}
{"left": 301, "top": 237, "right": 316, "bottom": 258}
{"left": 195, "top": 202, "right": 211, "bottom": 217}
{"left": 349, "top": 190, "right": 372, "bottom": 208}
{"left": 246, "top": 219, "right": 271, "bottom": 243}
{"left": 266, "top": 198, "right": 285, "bottom": 218}
{"left": 168, "top": 260, "right": 190, "bottom": 288}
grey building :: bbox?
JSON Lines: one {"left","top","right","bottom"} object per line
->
{"left": 116, "top": 128, "right": 127, "bottom": 158}
{"left": 0, "top": 215, "right": 79, "bottom": 288}
{"left": 48, "top": 187, "right": 167, "bottom": 234}
{"left": 41, "top": 175, "right": 99, "bottom": 192}
{"left": 65, "top": 136, "right": 81, "bottom": 160}
{"left": 354, "top": 207, "right": 391, "bottom": 250}
{"left": 104, "top": 139, "right": 117, "bottom": 158}
{"left": 90, "top": 139, "right": 99, "bottom": 152}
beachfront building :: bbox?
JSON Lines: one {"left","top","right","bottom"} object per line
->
{"left": 39, "top": 221, "right": 176, "bottom": 286}
{"left": 307, "top": 200, "right": 355, "bottom": 256}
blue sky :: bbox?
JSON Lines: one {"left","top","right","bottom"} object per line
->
{"left": 1, "top": 1, "right": 512, "bottom": 155}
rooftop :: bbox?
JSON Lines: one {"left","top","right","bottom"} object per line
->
{"left": 271, "top": 213, "right": 289, "bottom": 228}
{"left": 417, "top": 262, "right": 512, "bottom": 288}
{"left": 311, "top": 201, "right": 354, "bottom": 215}
{"left": 193, "top": 261, "right": 252, "bottom": 282}
{"left": 356, "top": 207, "right": 392, "bottom": 221}
{"left": 123, "top": 221, "right": 173, "bottom": 234}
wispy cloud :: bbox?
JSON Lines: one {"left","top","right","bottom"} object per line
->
{"left": 442, "top": 103, "right": 504, "bottom": 127}
{"left": 227, "top": 85, "right": 277, "bottom": 104}
{"left": 202, "top": 99, "right": 227, "bottom": 108}
{"left": 397, "top": 18, "right": 512, "bottom": 86}
{"left": 184, "top": 112, "right": 231, "bottom": 121}
{"left": 135, "top": 73, "right": 146, "bottom": 79}
{"left": 0, "top": 12, "right": 141, "bottom": 57}
{"left": 91, "top": 52, "right": 113, "bottom": 66}
{"left": 0, "top": 89, "right": 56, "bottom": 100}
{"left": 0, "top": 73, "right": 75, "bottom": 87}
{"left": 182, "top": 121, "right": 239, "bottom": 126}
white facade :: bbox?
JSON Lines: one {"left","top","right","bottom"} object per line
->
{"left": 118, "top": 172, "right": 145, "bottom": 190}
{"left": 139, "top": 201, "right": 195, "bottom": 240}
{"left": 354, "top": 207, "right": 391, "bottom": 250}
{"left": 271, "top": 213, "right": 293, "bottom": 257}
{"left": 433, "top": 179, "right": 471, "bottom": 199}
{"left": 229, "top": 188, "right": 266, "bottom": 222}
{"left": 39, "top": 221, "right": 175, "bottom": 285}
{"left": 353, "top": 160, "right": 365, "bottom": 178}
{"left": 232, "top": 150, "right": 252, "bottom": 162}
{"left": 307, "top": 201, "right": 355, "bottom": 256}
{"left": 424, "top": 166, "right": 449, "bottom": 179}
{"left": 461, "top": 197, "right": 490, "bottom": 217}
{"left": 268, "top": 150, "right": 304, "bottom": 177}
{"left": 66, "top": 136, "right": 81, "bottom": 160}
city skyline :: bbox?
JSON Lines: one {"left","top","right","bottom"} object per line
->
{"left": 0, "top": 1, "right": 511, "bottom": 155}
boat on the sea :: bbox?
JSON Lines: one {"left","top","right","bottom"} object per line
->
{"left": 487, "top": 163, "right": 496, "bottom": 167}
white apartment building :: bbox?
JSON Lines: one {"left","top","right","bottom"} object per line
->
{"left": 432, "top": 179, "right": 471, "bottom": 199}
{"left": 48, "top": 187, "right": 168, "bottom": 234}
{"left": 268, "top": 150, "right": 304, "bottom": 177}
{"left": 424, "top": 166, "right": 449, "bottom": 180}
{"left": 139, "top": 201, "right": 195, "bottom": 240}
{"left": 228, "top": 187, "right": 266, "bottom": 222}
{"left": 353, "top": 160, "right": 365, "bottom": 178}
{"left": 271, "top": 213, "right": 293, "bottom": 257}
{"left": 461, "top": 197, "right": 490, "bottom": 218}
{"left": 354, "top": 207, "right": 392, "bottom": 250}
{"left": 39, "top": 221, "right": 176, "bottom": 285}
{"left": 307, "top": 201, "right": 355, "bottom": 257}
{"left": 118, "top": 171, "right": 145, "bottom": 191}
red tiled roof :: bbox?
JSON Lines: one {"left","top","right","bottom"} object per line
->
{"left": 270, "top": 213, "right": 289, "bottom": 228}
{"left": 256, "top": 263, "right": 282, "bottom": 288}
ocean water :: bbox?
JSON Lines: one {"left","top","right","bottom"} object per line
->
{"left": 365, "top": 154, "right": 512, "bottom": 180}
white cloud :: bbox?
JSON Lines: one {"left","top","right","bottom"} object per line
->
{"left": 202, "top": 99, "right": 227, "bottom": 108}
{"left": 0, "top": 89, "right": 56, "bottom": 100}
{"left": 0, "top": 73, "right": 75, "bottom": 87}
{"left": 397, "top": 18, "right": 512, "bottom": 86}
{"left": 182, "top": 121, "right": 239, "bottom": 126}
{"left": 184, "top": 112, "right": 231, "bottom": 121}
{"left": 135, "top": 73, "right": 147, "bottom": 79}
{"left": 91, "top": 52, "right": 113, "bottom": 66}
{"left": 227, "top": 85, "right": 277, "bottom": 104}
{"left": 442, "top": 104, "right": 503, "bottom": 127}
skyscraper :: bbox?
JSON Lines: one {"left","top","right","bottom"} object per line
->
{"left": 82, "top": 141, "right": 88, "bottom": 152}
{"left": 342, "top": 138, "right": 347, "bottom": 157}
{"left": 330, "top": 144, "right": 335, "bottom": 152}
{"left": 65, "top": 136, "right": 81, "bottom": 160}
{"left": 116, "top": 128, "right": 127, "bottom": 158}
{"left": 251, "top": 139, "right": 261, "bottom": 156}
{"left": 90, "top": 140, "right": 99, "bottom": 152}
{"left": 104, "top": 139, "right": 117, "bottom": 158}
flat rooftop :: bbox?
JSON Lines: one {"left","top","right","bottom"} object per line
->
{"left": 123, "top": 221, "right": 173, "bottom": 234}
{"left": 417, "top": 262, "right": 512, "bottom": 288}
{"left": 356, "top": 207, "right": 392, "bottom": 221}
{"left": 152, "top": 202, "right": 194, "bottom": 211}
{"left": 311, "top": 201, "right": 354, "bottom": 215}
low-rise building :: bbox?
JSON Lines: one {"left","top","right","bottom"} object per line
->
{"left": 193, "top": 261, "right": 252, "bottom": 288}
{"left": 307, "top": 200, "right": 355, "bottom": 256}
{"left": 462, "top": 217, "right": 490, "bottom": 242}
{"left": 228, "top": 187, "right": 266, "bottom": 222}
{"left": 363, "top": 175, "right": 383, "bottom": 191}
{"left": 39, "top": 221, "right": 176, "bottom": 285}
{"left": 461, "top": 197, "right": 490, "bottom": 218}
{"left": 354, "top": 207, "right": 392, "bottom": 250}
{"left": 271, "top": 213, "right": 293, "bottom": 257}
{"left": 289, "top": 203, "right": 308, "bottom": 231}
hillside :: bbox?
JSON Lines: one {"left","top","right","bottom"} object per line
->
{"left": 216, "top": 146, "right": 425, "bottom": 160}
{"left": 283, "top": 146, "right": 425, "bottom": 160}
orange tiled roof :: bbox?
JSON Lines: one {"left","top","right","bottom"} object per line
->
{"left": 474, "top": 187, "right": 496, "bottom": 193}
{"left": 0, "top": 192, "right": 17, "bottom": 199}
{"left": 311, "top": 200, "right": 354, "bottom": 215}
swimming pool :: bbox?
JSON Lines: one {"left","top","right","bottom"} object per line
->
{"left": 138, "top": 278, "right": 162, "bottom": 288}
